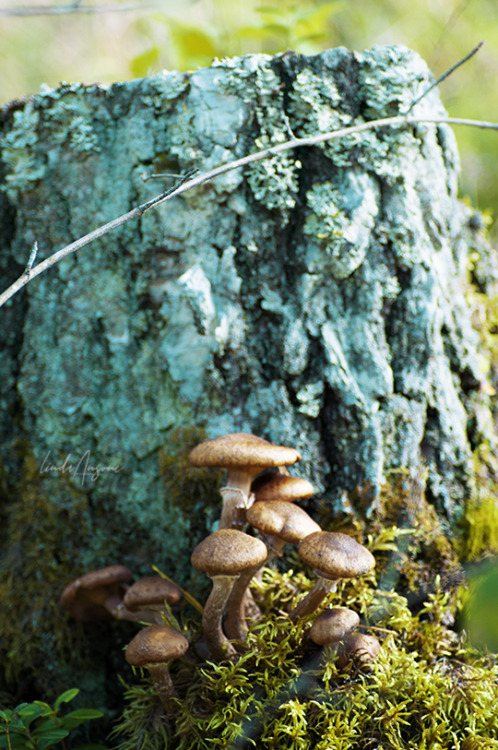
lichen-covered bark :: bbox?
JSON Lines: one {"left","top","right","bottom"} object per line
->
{"left": 0, "top": 45, "right": 494, "bottom": 704}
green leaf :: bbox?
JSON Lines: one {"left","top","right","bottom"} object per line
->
{"left": 54, "top": 689, "right": 79, "bottom": 710}
{"left": 73, "top": 745, "right": 110, "bottom": 750}
{"left": 63, "top": 709, "right": 103, "bottom": 721}
{"left": 35, "top": 730, "right": 70, "bottom": 750}
{"left": 129, "top": 46, "right": 161, "bottom": 79}
{"left": 31, "top": 719, "right": 61, "bottom": 737}
{"left": 16, "top": 703, "right": 46, "bottom": 726}
{"left": 59, "top": 709, "right": 103, "bottom": 731}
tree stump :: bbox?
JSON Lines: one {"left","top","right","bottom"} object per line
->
{"left": 0, "top": 45, "right": 495, "bottom": 703}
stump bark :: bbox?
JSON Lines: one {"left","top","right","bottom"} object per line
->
{"left": 0, "top": 45, "right": 495, "bottom": 702}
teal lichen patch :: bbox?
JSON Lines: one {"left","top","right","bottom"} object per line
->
{"left": 358, "top": 45, "right": 435, "bottom": 119}
{"left": 302, "top": 171, "right": 379, "bottom": 279}
{"left": 1, "top": 102, "right": 46, "bottom": 199}
{"left": 212, "top": 55, "right": 302, "bottom": 217}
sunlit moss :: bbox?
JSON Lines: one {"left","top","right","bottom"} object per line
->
{"left": 158, "top": 425, "right": 223, "bottom": 534}
{"left": 111, "top": 557, "right": 498, "bottom": 749}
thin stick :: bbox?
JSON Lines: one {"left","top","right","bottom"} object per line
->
{"left": 0, "top": 114, "right": 497, "bottom": 309}
{"left": 0, "top": 1, "right": 159, "bottom": 16}
{"left": 405, "top": 41, "right": 484, "bottom": 113}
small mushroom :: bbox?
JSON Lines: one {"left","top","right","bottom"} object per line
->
{"left": 224, "top": 501, "right": 321, "bottom": 642}
{"left": 60, "top": 565, "right": 135, "bottom": 622}
{"left": 125, "top": 625, "right": 189, "bottom": 711}
{"left": 289, "top": 532, "right": 375, "bottom": 622}
{"left": 190, "top": 529, "right": 267, "bottom": 659}
{"left": 122, "top": 576, "right": 183, "bottom": 625}
{"left": 308, "top": 607, "right": 360, "bottom": 647}
{"left": 246, "top": 500, "right": 321, "bottom": 559}
{"left": 336, "top": 632, "right": 381, "bottom": 668}
{"left": 189, "top": 433, "right": 301, "bottom": 529}
{"left": 251, "top": 473, "right": 315, "bottom": 503}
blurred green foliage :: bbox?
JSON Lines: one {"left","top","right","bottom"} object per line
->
{"left": 0, "top": 689, "right": 105, "bottom": 750}
{"left": 0, "top": 0, "right": 497, "bottom": 221}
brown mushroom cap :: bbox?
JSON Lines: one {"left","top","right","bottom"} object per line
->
{"left": 191, "top": 529, "right": 268, "bottom": 577}
{"left": 246, "top": 500, "right": 320, "bottom": 545}
{"left": 125, "top": 625, "right": 189, "bottom": 668}
{"left": 189, "top": 433, "right": 301, "bottom": 473}
{"left": 60, "top": 565, "right": 133, "bottom": 622}
{"left": 251, "top": 473, "right": 314, "bottom": 503}
{"left": 337, "top": 632, "right": 381, "bottom": 668}
{"left": 298, "top": 532, "right": 375, "bottom": 581}
{"left": 309, "top": 607, "right": 360, "bottom": 646}
{"left": 123, "top": 577, "right": 182, "bottom": 611}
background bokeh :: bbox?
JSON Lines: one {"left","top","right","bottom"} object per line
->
{"left": 1, "top": 0, "right": 498, "bottom": 230}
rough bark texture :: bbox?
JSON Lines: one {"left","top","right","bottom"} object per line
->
{"left": 0, "top": 45, "right": 495, "bottom": 705}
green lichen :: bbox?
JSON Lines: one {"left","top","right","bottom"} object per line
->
{"left": 1, "top": 102, "right": 45, "bottom": 199}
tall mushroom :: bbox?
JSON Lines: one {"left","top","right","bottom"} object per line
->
{"left": 60, "top": 565, "right": 136, "bottom": 622}
{"left": 190, "top": 529, "right": 267, "bottom": 659}
{"left": 224, "top": 501, "right": 321, "bottom": 641}
{"left": 125, "top": 625, "right": 189, "bottom": 711}
{"left": 188, "top": 433, "right": 301, "bottom": 529}
{"left": 289, "top": 531, "right": 375, "bottom": 622}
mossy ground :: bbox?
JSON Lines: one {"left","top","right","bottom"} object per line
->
{"left": 1, "top": 423, "right": 497, "bottom": 749}
{"left": 110, "top": 480, "right": 498, "bottom": 750}
{"left": 110, "top": 562, "right": 498, "bottom": 750}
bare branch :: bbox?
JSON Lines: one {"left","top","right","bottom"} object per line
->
{"left": 405, "top": 41, "right": 484, "bottom": 114}
{"left": 1, "top": 114, "right": 497, "bottom": 309}
{"left": 0, "top": 1, "right": 160, "bottom": 17}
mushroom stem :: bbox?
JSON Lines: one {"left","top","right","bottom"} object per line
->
{"left": 148, "top": 664, "right": 179, "bottom": 712}
{"left": 203, "top": 576, "right": 237, "bottom": 659}
{"left": 289, "top": 577, "right": 337, "bottom": 623}
{"left": 224, "top": 558, "right": 268, "bottom": 642}
{"left": 220, "top": 472, "right": 255, "bottom": 529}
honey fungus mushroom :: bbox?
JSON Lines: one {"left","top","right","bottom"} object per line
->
{"left": 60, "top": 565, "right": 135, "bottom": 622}
{"left": 251, "top": 473, "right": 315, "bottom": 504}
{"left": 224, "top": 501, "right": 321, "bottom": 642}
{"left": 337, "top": 632, "right": 381, "bottom": 668}
{"left": 188, "top": 433, "right": 301, "bottom": 529}
{"left": 125, "top": 625, "right": 189, "bottom": 711}
{"left": 290, "top": 532, "right": 375, "bottom": 622}
{"left": 190, "top": 529, "right": 267, "bottom": 659}
{"left": 123, "top": 576, "right": 183, "bottom": 625}
{"left": 308, "top": 607, "right": 360, "bottom": 647}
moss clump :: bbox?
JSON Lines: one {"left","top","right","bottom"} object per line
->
{"left": 111, "top": 554, "right": 498, "bottom": 749}
{"left": 158, "top": 426, "right": 223, "bottom": 535}
{"left": 0, "top": 444, "right": 93, "bottom": 697}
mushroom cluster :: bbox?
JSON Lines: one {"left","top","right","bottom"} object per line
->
{"left": 59, "top": 431, "right": 380, "bottom": 717}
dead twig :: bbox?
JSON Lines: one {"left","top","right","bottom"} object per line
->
{"left": 405, "top": 41, "right": 484, "bottom": 114}
{"left": 0, "top": 1, "right": 160, "bottom": 17}
{"left": 1, "top": 114, "right": 497, "bottom": 309}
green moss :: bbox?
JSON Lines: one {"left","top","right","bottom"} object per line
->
{"left": 111, "top": 548, "right": 497, "bottom": 749}
{"left": 0, "top": 443, "right": 92, "bottom": 693}
{"left": 158, "top": 425, "right": 223, "bottom": 534}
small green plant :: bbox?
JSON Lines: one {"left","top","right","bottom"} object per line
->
{"left": 0, "top": 689, "right": 106, "bottom": 750}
